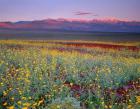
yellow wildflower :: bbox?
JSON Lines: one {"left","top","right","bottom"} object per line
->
{"left": 23, "top": 102, "right": 31, "bottom": 107}
{"left": 57, "top": 105, "right": 60, "bottom": 109}
{"left": 17, "top": 101, "right": 22, "bottom": 105}
{"left": 22, "top": 107, "right": 28, "bottom": 109}
{"left": 7, "top": 106, "right": 14, "bottom": 109}
{"left": 3, "top": 91, "right": 7, "bottom": 96}
{"left": 136, "top": 96, "right": 140, "bottom": 104}
{"left": 33, "top": 102, "right": 37, "bottom": 106}
{"left": 3, "top": 102, "right": 7, "bottom": 106}
{"left": 22, "top": 97, "right": 26, "bottom": 100}
{"left": 109, "top": 105, "right": 112, "bottom": 108}
{"left": 127, "top": 105, "right": 132, "bottom": 109}
{"left": 38, "top": 99, "right": 44, "bottom": 106}
{"left": 11, "top": 97, "right": 14, "bottom": 101}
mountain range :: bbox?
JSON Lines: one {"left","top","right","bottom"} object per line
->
{"left": 0, "top": 18, "right": 140, "bottom": 33}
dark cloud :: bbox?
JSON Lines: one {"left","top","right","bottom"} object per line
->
{"left": 74, "top": 11, "right": 98, "bottom": 17}
{"left": 74, "top": 11, "right": 92, "bottom": 16}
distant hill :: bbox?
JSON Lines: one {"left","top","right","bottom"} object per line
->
{"left": 0, "top": 18, "right": 140, "bottom": 33}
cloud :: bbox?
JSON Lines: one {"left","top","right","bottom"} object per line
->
{"left": 92, "top": 14, "right": 98, "bottom": 16}
{"left": 74, "top": 11, "right": 99, "bottom": 17}
{"left": 74, "top": 11, "right": 92, "bottom": 16}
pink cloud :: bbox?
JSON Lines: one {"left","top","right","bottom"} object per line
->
{"left": 57, "top": 18, "right": 91, "bottom": 23}
{"left": 97, "top": 17, "right": 130, "bottom": 22}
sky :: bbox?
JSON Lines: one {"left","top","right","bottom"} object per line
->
{"left": 0, "top": 0, "right": 140, "bottom": 22}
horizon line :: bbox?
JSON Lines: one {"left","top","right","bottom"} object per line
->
{"left": 0, "top": 17, "right": 140, "bottom": 23}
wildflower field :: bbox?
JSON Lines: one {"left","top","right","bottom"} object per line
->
{"left": 0, "top": 40, "right": 140, "bottom": 109}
